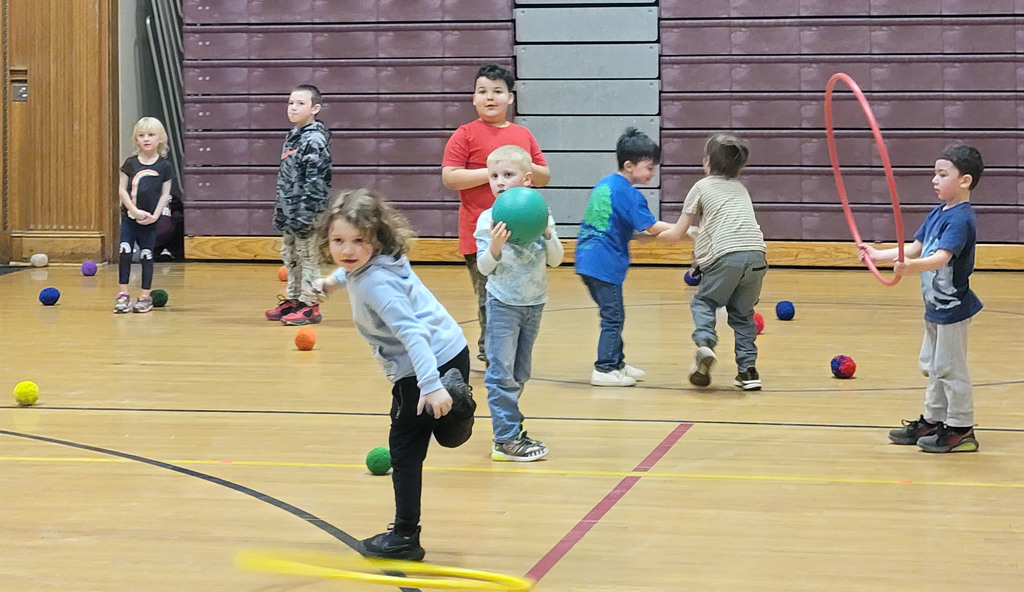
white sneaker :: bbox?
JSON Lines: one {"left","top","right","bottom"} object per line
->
{"left": 688, "top": 346, "right": 717, "bottom": 387}
{"left": 590, "top": 369, "right": 637, "bottom": 387}
{"left": 622, "top": 364, "right": 646, "bottom": 381}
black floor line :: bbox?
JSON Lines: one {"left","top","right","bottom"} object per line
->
{"left": 0, "top": 428, "right": 421, "bottom": 592}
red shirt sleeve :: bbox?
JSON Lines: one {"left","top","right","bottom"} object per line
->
{"left": 442, "top": 124, "right": 471, "bottom": 168}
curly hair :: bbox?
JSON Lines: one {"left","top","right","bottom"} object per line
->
{"left": 314, "top": 188, "right": 416, "bottom": 267}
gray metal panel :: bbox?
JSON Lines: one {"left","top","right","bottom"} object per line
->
{"left": 516, "top": 44, "right": 659, "bottom": 79}
{"left": 515, "top": 116, "right": 659, "bottom": 151}
{"left": 544, "top": 188, "right": 660, "bottom": 224}
{"left": 515, "top": 7, "right": 658, "bottom": 42}
{"left": 517, "top": 80, "right": 660, "bottom": 115}
{"left": 546, "top": 152, "right": 660, "bottom": 188}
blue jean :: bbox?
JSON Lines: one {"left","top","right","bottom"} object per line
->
{"left": 690, "top": 250, "right": 768, "bottom": 371}
{"left": 484, "top": 296, "right": 544, "bottom": 442}
{"left": 579, "top": 274, "right": 625, "bottom": 373}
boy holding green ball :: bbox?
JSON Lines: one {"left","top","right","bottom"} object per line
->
{"left": 473, "top": 145, "right": 563, "bottom": 462}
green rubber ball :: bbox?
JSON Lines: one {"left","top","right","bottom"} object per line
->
{"left": 366, "top": 446, "right": 391, "bottom": 476}
{"left": 491, "top": 187, "right": 549, "bottom": 245}
{"left": 151, "top": 289, "right": 168, "bottom": 307}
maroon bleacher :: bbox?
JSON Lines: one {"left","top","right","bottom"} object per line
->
{"left": 183, "top": 1, "right": 1024, "bottom": 244}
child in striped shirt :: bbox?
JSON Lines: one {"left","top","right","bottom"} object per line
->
{"left": 659, "top": 133, "right": 768, "bottom": 391}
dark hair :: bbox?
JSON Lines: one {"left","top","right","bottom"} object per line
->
{"left": 293, "top": 84, "right": 322, "bottom": 107}
{"left": 939, "top": 144, "right": 984, "bottom": 190}
{"left": 475, "top": 64, "right": 515, "bottom": 92}
{"left": 704, "top": 133, "right": 749, "bottom": 178}
{"left": 616, "top": 127, "right": 660, "bottom": 169}
{"left": 315, "top": 188, "right": 416, "bottom": 266}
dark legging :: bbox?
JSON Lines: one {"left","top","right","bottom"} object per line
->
{"left": 389, "top": 346, "right": 473, "bottom": 535}
{"left": 118, "top": 215, "right": 157, "bottom": 290}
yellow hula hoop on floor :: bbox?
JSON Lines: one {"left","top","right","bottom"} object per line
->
{"left": 235, "top": 548, "right": 534, "bottom": 591}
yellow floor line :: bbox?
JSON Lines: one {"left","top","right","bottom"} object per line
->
{"left": 1, "top": 455, "right": 1021, "bottom": 489}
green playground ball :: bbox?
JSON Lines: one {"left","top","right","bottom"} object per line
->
{"left": 365, "top": 446, "right": 391, "bottom": 476}
{"left": 151, "top": 289, "right": 168, "bottom": 307}
{"left": 491, "top": 186, "right": 549, "bottom": 245}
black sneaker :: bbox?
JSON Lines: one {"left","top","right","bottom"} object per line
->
{"left": 360, "top": 525, "right": 425, "bottom": 561}
{"left": 888, "top": 415, "right": 939, "bottom": 445}
{"left": 734, "top": 367, "right": 762, "bottom": 391}
{"left": 432, "top": 368, "right": 476, "bottom": 448}
{"left": 917, "top": 424, "right": 979, "bottom": 453}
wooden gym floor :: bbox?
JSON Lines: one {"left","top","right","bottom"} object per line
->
{"left": 1, "top": 261, "right": 1022, "bottom": 591}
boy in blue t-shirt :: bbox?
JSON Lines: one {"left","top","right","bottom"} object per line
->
{"left": 575, "top": 128, "right": 671, "bottom": 387}
{"left": 862, "top": 144, "right": 984, "bottom": 453}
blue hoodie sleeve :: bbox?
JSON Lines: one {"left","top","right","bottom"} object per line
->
{"left": 365, "top": 289, "right": 444, "bottom": 396}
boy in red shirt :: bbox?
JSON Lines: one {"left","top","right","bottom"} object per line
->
{"left": 442, "top": 64, "right": 550, "bottom": 362}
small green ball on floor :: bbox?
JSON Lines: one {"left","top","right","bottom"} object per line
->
{"left": 151, "top": 289, "right": 168, "bottom": 307}
{"left": 366, "top": 446, "right": 391, "bottom": 476}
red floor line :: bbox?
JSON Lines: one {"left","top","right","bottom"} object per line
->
{"left": 524, "top": 423, "right": 693, "bottom": 584}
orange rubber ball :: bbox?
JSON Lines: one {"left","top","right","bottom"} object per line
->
{"left": 294, "top": 327, "right": 317, "bottom": 351}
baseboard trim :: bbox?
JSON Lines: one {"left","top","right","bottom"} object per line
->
{"left": 184, "top": 236, "right": 1024, "bottom": 270}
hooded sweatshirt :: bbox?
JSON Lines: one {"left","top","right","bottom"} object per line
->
{"left": 332, "top": 254, "right": 467, "bottom": 396}
{"left": 273, "top": 120, "right": 332, "bottom": 238}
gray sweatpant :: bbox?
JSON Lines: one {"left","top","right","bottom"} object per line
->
{"left": 919, "top": 318, "right": 974, "bottom": 428}
{"left": 690, "top": 250, "right": 768, "bottom": 372}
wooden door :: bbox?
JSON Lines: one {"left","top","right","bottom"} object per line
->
{"left": 1, "top": 0, "right": 117, "bottom": 264}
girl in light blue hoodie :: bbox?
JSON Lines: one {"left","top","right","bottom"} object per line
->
{"left": 314, "top": 188, "right": 476, "bottom": 562}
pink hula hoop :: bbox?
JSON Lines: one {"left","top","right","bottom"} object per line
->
{"left": 824, "top": 72, "right": 905, "bottom": 286}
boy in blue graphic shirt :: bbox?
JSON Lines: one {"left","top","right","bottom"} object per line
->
{"left": 575, "top": 128, "right": 671, "bottom": 387}
{"left": 862, "top": 144, "right": 984, "bottom": 453}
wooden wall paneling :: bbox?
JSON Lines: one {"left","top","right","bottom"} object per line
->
{"left": 0, "top": 1, "right": 8, "bottom": 262}
{"left": 3, "top": 0, "right": 116, "bottom": 262}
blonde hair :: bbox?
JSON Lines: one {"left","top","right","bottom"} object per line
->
{"left": 486, "top": 145, "right": 532, "bottom": 173}
{"left": 315, "top": 188, "right": 416, "bottom": 266}
{"left": 131, "top": 117, "right": 170, "bottom": 157}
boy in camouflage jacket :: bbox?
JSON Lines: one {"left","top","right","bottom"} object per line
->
{"left": 266, "top": 84, "right": 332, "bottom": 325}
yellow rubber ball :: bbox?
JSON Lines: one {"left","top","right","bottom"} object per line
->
{"left": 13, "top": 381, "right": 39, "bottom": 407}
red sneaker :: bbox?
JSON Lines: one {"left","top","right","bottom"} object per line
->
{"left": 281, "top": 304, "right": 322, "bottom": 326}
{"left": 266, "top": 297, "right": 301, "bottom": 321}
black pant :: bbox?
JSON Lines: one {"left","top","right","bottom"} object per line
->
{"left": 118, "top": 215, "right": 157, "bottom": 289}
{"left": 389, "top": 347, "right": 473, "bottom": 535}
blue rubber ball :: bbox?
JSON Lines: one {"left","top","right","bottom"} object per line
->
{"left": 776, "top": 300, "right": 795, "bottom": 320}
{"left": 39, "top": 287, "right": 61, "bottom": 306}
{"left": 491, "top": 187, "right": 549, "bottom": 245}
{"left": 684, "top": 270, "right": 701, "bottom": 286}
